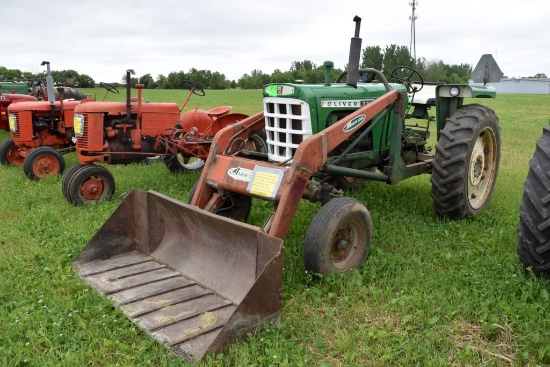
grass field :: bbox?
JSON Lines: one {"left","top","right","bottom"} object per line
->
{"left": 1, "top": 90, "right": 550, "bottom": 366}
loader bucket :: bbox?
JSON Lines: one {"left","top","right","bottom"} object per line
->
{"left": 73, "top": 189, "right": 284, "bottom": 362}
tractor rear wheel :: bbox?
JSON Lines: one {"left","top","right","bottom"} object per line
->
{"left": 430, "top": 104, "right": 500, "bottom": 219}
{"left": 242, "top": 130, "right": 268, "bottom": 153}
{"left": 23, "top": 147, "right": 65, "bottom": 179}
{"left": 518, "top": 126, "right": 550, "bottom": 276}
{"left": 187, "top": 179, "right": 251, "bottom": 222}
{"left": 67, "top": 165, "right": 115, "bottom": 205}
{"left": 164, "top": 154, "right": 205, "bottom": 173}
{"left": 304, "top": 197, "right": 372, "bottom": 275}
{"left": 62, "top": 163, "right": 85, "bottom": 201}
{"left": 0, "top": 138, "right": 24, "bottom": 166}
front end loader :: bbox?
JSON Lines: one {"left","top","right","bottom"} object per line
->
{"left": 73, "top": 16, "right": 501, "bottom": 362}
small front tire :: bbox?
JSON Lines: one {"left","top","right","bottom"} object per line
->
{"left": 67, "top": 165, "right": 115, "bottom": 205}
{"left": 304, "top": 197, "right": 372, "bottom": 275}
{"left": 0, "top": 138, "right": 24, "bottom": 166}
{"left": 23, "top": 147, "right": 65, "bottom": 179}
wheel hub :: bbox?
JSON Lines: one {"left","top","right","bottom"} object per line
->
{"left": 80, "top": 178, "right": 104, "bottom": 199}
{"left": 469, "top": 137, "right": 485, "bottom": 187}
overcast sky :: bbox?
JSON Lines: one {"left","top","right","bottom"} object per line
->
{"left": 2, "top": 0, "right": 549, "bottom": 83}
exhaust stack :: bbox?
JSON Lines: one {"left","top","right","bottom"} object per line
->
{"left": 41, "top": 61, "right": 55, "bottom": 105}
{"left": 125, "top": 69, "right": 136, "bottom": 121}
{"left": 346, "top": 16, "right": 362, "bottom": 88}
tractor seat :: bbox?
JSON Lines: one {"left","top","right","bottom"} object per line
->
{"left": 206, "top": 105, "right": 232, "bottom": 118}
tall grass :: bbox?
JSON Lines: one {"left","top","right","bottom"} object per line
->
{"left": 1, "top": 92, "right": 550, "bottom": 366}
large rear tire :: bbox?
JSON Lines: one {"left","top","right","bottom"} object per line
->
{"left": 0, "top": 138, "right": 24, "bottom": 166}
{"left": 304, "top": 197, "right": 372, "bottom": 276}
{"left": 23, "top": 147, "right": 65, "bottom": 179}
{"left": 67, "top": 165, "right": 115, "bottom": 205}
{"left": 518, "top": 126, "right": 550, "bottom": 276}
{"left": 430, "top": 104, "right": 501, "bottom": 219}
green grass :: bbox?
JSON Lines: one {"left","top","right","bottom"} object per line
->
{"left": 2, "top": 92, "right": 550, "bottom": 366}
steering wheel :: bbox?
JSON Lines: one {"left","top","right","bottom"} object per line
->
{"left": 100, "top": 82, "right": 120, "bottom": 94}
{"left": 182, "top": 80, "right": 205, "bottom": 96}
{"left": 390, "top": 66, "right": 424, "bottom": 93}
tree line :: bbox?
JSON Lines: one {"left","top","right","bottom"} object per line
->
{"left": 2, "top": 44, "right": 541, "bottom": 91}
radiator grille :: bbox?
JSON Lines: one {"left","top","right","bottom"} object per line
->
{"left": 263, "top": 97, "right": 312, "bottom": 163}
{"left": 11, "top": 112, "right": 21, "bottom": 139}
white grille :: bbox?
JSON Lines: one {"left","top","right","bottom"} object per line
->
{"left": 263, "top": 97, "right": 312, "bottom": 163}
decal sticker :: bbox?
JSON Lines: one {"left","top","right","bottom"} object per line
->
{"left": 266, "top": 85, "right": 295, "bottom": 96}
{"left": 247, "top": 166, "right": 285, "bottom": 199}
{"left": 343, "top": 114, "right": 366, "bottom": 133}
{"left": 227, "top": 167, "right": 253, "bottom": 182}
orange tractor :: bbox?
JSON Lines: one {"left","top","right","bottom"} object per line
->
{"left": 0, "top": 61, "right": 95, "bottom": 178}
{"left": 0, "top": 90, "right": 37, "bottom": 130}
{"left": 62, "top": 69, "right": 265, "bottom": 205}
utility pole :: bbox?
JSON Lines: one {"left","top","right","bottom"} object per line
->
{"left": 409, "top": 1, "right": 418, "bottom": 60}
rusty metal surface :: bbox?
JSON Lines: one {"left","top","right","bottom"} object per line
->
{"left": 73, "top": 189, "right": 284, "bottom": 362}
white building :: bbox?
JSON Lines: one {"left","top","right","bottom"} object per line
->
{"left": 470, "top": 78, "right": 550, "bottom": 94}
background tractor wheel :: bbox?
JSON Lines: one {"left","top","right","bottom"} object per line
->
{"left": 62, "top": 163, "right": 85, "bottom": 201}
{"left": 164, "top": 154, "right": 205, "bottom": 173}
{"left": 242, "top": 130, "right": 268, "bottom": 153}
{"left": 67, "top": 165, "right": 115, "bottom": 205}
{"left": 304, "top": 197, "right": 372, "bottom": 276}
{"left": 518, "top": 126, "right": 550, "bottom": 276}
{"left": 187, "top": 179, "right": 251, "bottom": 222}
{"left": 430, "top": 104, "right": 501, "bottom": 219}
{"left": 0, "top": 138, "right": 24, "bottom": 166}
{"left": 23, "top": 147, "right": 65, "bottom": 179}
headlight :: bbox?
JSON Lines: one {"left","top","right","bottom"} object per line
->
{"left": 8, "top": 114, "right": 16, "bottom": 132}
{"left": 449, "top": 86, "right": 460, "bottom": 97}
{"left": 74, "top": 114, "right": 84, "bottom": 137}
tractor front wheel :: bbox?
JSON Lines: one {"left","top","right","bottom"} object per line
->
{"left": 518, "top": 126, "right": 550, "bottom": 276}
{"left": 304, "top": 197, "right": 372, "bottom": 276}
{"left": 164, "top": 154, "right": 205, "bottom": 173}
{"left": 23, "top": 147, "right": 65, "bottom": 179}
{"left": 0, "top": 138, "right": 24, "bottom": 166}
{"left": 62, "top": 163, "right": 85, "bottom": 201}
{"left": 430, "top": 104, "right": 501, "bottom": 219}
{"left": 67, "top": 165, "right": 115, "bottom": 205}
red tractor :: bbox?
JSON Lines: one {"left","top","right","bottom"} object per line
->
{"left": 0, "top": 90, "right": 37, "bottom": 130}
{"left": 62, "top": 69, "right": 265, "bottom": 205}
{"left": 0, "top": 61, "right": 95, "bottom": 179}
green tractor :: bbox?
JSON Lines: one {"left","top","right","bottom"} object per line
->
{"left": 262, "top": 59, "right": 500, "bottom": 222}
{"left": 72, "top": 16, "right": 502, "bottom": 361}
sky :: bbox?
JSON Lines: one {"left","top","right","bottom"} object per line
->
{"left": 2, "top": 0, "right": 549, "bottom": 84}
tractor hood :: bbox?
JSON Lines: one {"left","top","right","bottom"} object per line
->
{"left": 7, "top": 100, "right": 82, "bottom": 113}
{"left": 0, "top": 94, "right": 37, "bottom": 106}
{"left": 262, "top": 82, "right": 407, "bottom": 103}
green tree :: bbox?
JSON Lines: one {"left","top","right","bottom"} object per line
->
{"left": 138, "top": 73, "right": 156, "bottom": 89}
{"left": 361, "top": 46, "right": 383, "bottom": 70}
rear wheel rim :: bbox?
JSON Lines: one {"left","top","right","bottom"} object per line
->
{"left": 468, "top": 127, "right": 498, "bottom": 209}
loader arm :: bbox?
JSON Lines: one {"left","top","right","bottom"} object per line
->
{"left": 192, "top": 89, "right": 401, "bottom": 240}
